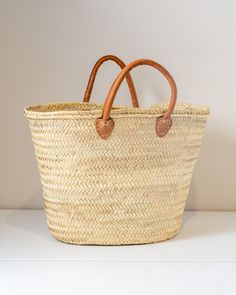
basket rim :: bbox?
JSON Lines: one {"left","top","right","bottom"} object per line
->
{"left": 24, "top": 101, "right": 209, "bottom": 119}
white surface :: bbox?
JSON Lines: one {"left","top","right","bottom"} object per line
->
{"left": 1, "top": 0, "right": 236, "bottom": 210}
{"left": 1, "top": 210, "right": 236, "bottom": 262}
{"left": 1, "top": 210, "right": 236, "bottom": 295}
{"left": 0, "top": 261, "right": 236, "bottom": 295}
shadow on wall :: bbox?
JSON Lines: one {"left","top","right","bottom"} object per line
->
{"left": 186, "top": 128, "right": 236, "bottom": 211}
{"left": 24, "top": 189, "right": 44, "bottom": 209}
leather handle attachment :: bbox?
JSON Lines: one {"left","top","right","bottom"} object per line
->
{"left": 96, "top": 59, "right": 177, "bottom": 139}
{"left": 83, "top": 55, "right": 139, "bottom": 107}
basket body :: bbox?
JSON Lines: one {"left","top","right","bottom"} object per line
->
{"left": 25, "top": 102, "right": 209, "bottom": 245}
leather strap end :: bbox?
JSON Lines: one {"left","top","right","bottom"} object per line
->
{"left": 156, "top": 116, "right": 172, "bottom": 137}
{"left": 95, "top": 117, "right": 115, "bottom": 139}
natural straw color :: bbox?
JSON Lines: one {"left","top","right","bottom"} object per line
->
{"left": 24, "top": 101, "right": 209, "bottom": 245}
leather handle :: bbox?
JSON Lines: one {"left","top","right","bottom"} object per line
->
{"left": 96, "top": 59, "right": 177, "bottom": 139}
{"left": 83, "top": 55, "right": 139, "bottom": 107}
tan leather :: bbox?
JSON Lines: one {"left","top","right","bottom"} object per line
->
{"left": 95, "top": 117, "right": 115, "bottom": 140}
{"left": 156, "top": 116, "right": 173, "bottom": 137}
{"left": 96, "top": 59, "right": 177, "bottom": 139}
{"left": 83, "top": 55, "right": 139, "bottom": 107}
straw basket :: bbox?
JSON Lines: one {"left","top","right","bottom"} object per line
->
{"left": 24, "top": 58, "right": 209, "bottom": 245}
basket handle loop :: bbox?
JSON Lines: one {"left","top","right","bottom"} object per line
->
{"left": 83, "top": 55, "right": 139, "bottom": 107}
{"left": 96, "top": 59, "right": 177, "bottom": 139}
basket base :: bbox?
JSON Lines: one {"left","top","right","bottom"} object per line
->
{"left": 44, "top": 199, "right": 185, "bottom": 245}
{"left": 47, "top": 225, "right": 182, "bottom": 246}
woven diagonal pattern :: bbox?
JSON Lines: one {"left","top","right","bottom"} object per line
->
{"left": 25, "top": 102, "right": 209, "bottom": 245}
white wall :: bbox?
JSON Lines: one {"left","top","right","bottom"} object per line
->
{"left": 0, "top": 0, "right": 235, "bottom": 210}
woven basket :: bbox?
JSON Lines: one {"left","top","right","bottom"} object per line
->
{"left": 24, "top": 58, "right": 209, "bottom": 245}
